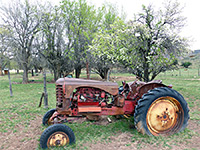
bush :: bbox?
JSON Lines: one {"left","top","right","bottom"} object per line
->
{"left": 181, "top": 62, "right": 192, "bottom": 68}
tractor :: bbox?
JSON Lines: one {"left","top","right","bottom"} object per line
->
{"left": 40, "top": 77, "right": 189, "bottom": 148}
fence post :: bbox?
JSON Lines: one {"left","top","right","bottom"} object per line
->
{"left": 8, "top": 69, "right": 13, "bottom": 96}
{"left": 107, "top": 70, "right": 111, "bottom": 82}
{"left": 43, "top": 71, "right": 48, "bottom": 109}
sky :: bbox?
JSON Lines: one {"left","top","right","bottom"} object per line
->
{"left": 0, "top": 0, "right": 199, "bottom": 51}
{"left": 88, "top": 0, "right": 200, "bottom": 51}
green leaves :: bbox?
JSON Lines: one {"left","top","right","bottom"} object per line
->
{"left": 181, "top": 62, "right": 192, "bottom": 68}
{"left": 90, "top": 1, "right": 188, "bottom": 82}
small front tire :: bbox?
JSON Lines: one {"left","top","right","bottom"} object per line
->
{"left": 42, "top": 108, "right": 56, "bottom": 126}
{"left": 40, "top": 124, "right": 75, "bottom": 149}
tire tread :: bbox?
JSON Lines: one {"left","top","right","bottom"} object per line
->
{"left": 134, "top": 87, "right": 189, "bottom": 136}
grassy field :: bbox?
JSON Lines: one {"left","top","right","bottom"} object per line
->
{"left": 0, "top": 69, "right": 199, "bottom": 149}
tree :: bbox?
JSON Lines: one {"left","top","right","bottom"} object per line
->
{"left": 30, "top": 51, "right": 45, "bottom": 74}
{"left": 37, "top": 4, "right": 74, "bottom": 81}
{"left": 89, "top": 4, "right": 119, "bottom": 80}
{"left": 181, "top": 62, "right": 192, "bottom": 68}
{"left": 0, "top": 27, "right": 10, "bottom": 75}
{"left": 90, "top": 55, "right": 112, "bottom": 79}
{"left": 60, "top": 0, "right": 102, "bottom": 78}
{"left": 91, "top": 1, "right": 189, "bottom": 82}
{"left": 0, "top": 0, "right": 41, "bottom": 83}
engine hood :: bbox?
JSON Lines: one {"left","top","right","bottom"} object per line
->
{"left": 56, "top": 78, "right": 119, "bottom": 98}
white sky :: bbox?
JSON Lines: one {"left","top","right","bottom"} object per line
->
{"left": 88, "top": 0, "right": 200, "bottom": 51}
{"left": 0, "top": 0, "right": 199, "bottom": 50}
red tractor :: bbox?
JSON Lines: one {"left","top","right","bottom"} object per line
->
{"left": 40, "top": 78, "right": 189, "bottom": 148}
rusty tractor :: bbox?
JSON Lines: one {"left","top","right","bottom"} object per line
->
{"left": 40, "top": 78, "right": 189, "bottom": 148}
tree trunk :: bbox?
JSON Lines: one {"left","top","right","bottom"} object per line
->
{"left": 34, "top": 66, "right": 38, "bottom": 74}
{"left": 143, "top": 56, "right": 149, "bottom": 82}
{"left": 86, "top": 62, "right": 90, "bottom": 79}
{"left": 31, "top": 69, "right": 34, "bottom": 76}
{"left": 75, "top": 65, "right": 82, "bottom": 78}
{"left": 99, "top": 68, "right": 109, "bottom": 80}
{"left": 144, "top": 68, "right": 149, "bottom": 82}
{"left": 22, "top": 64, "right": 28, "bottom": 83}
{"left": 53, "top": 65, "right": 63, "bottom": 81}
{"left": 53, "top": 69, "right": 57, "bottom": 81}
{"left": 150, "top": 74, "right": 157, "bottom": 81}
{"left": 99, "top": 72, "right": 105, "bottom": 79}
{"left": 0, "top": 68, "right": 3, "bottom": 76}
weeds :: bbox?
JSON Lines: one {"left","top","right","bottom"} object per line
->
{"left": 0, "top": 69, "right": 199, "bottom": 149}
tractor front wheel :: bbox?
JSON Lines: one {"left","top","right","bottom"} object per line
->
{"left": 40, "top": 124, "right": 75, "bottom": 149}
{"left": 134, "top": 87, "right": 189, "bottom": 136}
{"left": 42, "top": 108, "right": 56, "bottom": 126}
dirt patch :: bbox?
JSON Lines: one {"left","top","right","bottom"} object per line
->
{"left": 0, "top": 116, "right": 199, "bottom": 150}
{"left": 82, "top": 132, "right": 138, "bottom": 150}
{"left": 82, "top": 119, "right": 200, "bottom": 150}
{"left": 0, "top": 115, "right": 42, "bottom": 150}
{"left": 168, "top": 120, "right": 200, "bottom": 150}
{"left": 0, "top": 116, "right": 116, "bottom": 150}
{"left": 188, "top": 120, "right": 200, "bottom": 134}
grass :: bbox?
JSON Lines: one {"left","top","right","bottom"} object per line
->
{"left": 0, "top": 73, "right": 56, "bottom": 132}
{"left": 0, "top": 69, "right": 199, "bottom": 149}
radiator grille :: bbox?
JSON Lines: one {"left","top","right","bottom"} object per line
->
{"left": 56, "top": 85, "right": 63, "bottom": 108}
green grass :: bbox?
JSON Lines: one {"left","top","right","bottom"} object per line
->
{"left": 0, "top": 73, "right": 56, "bottom": 132}
{"left": 0, "top": 69, "right": 199, "bottom": 149}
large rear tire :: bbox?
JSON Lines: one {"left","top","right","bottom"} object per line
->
{"left": 134, "top": 87, "right": 189, "bottom": 136}
{"left": 40, "top": 124, "right": 75, "bottom": 149}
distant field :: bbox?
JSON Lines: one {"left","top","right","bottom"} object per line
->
{"left": 0, "top": 69, "right": 199, "bottom": 149}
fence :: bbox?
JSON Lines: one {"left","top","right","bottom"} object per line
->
{"left": 158, "top": 68, "right": 200, "bottom": 78}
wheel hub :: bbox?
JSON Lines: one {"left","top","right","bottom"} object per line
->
{"left": 47, "top": 132, "right": 69, "bottom": 147}
{"left": 146, "top": 96, "right": 183, "bottom": 135}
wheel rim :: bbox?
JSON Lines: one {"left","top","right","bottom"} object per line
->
{"left": 47, "top": 131, "right": 69, "bottom": 147}
{"left": 146, "top": 96, "right": 184, "bottom": 136}
{"left": 47, "top": 117, "right": 61, "bottom": 125}
{"left": 47, "top": 118, "right": 53, "bottom": 125}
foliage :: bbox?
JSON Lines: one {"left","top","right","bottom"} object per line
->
{"left": 181, "top": 53, "right": 200, "bottom": 69}
{"left": 181, "top": 61, "right": 192, "bottom": 68}
{"left": 89, "top": 4, "right": 120, "bottom": 79}
{"left": 60, "top": 0, "right": 103, "bottom": 78}
{"left": 0, "top": 27, "right": 11, "bottom": 75}
{"left": 90, "top": 55, "right": 112, "bottom": 79}
{"left": 0, "top": 0, "right": 191, "bottom": 82}
{"left": 38, "top": 4, "right": 74, "bottom": 81}
{"left": 90, "top": 2, "right": 189, "bottom": 82}
{"left": 0, "top": 0, "right": 42, "bottom": 83}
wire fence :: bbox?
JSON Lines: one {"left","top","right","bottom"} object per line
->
{"left": 158, "top": 68, "right": 200, "bottom": 78}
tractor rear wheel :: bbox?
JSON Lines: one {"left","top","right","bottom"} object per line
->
{"left": 42, "top": 108, "right": 56, "bottom": 126}
{"left": 40, "top": 124, "right": 75, "bottom": 149}
{"left": 134, "top": 87, "right": 189, "bottom": 136}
